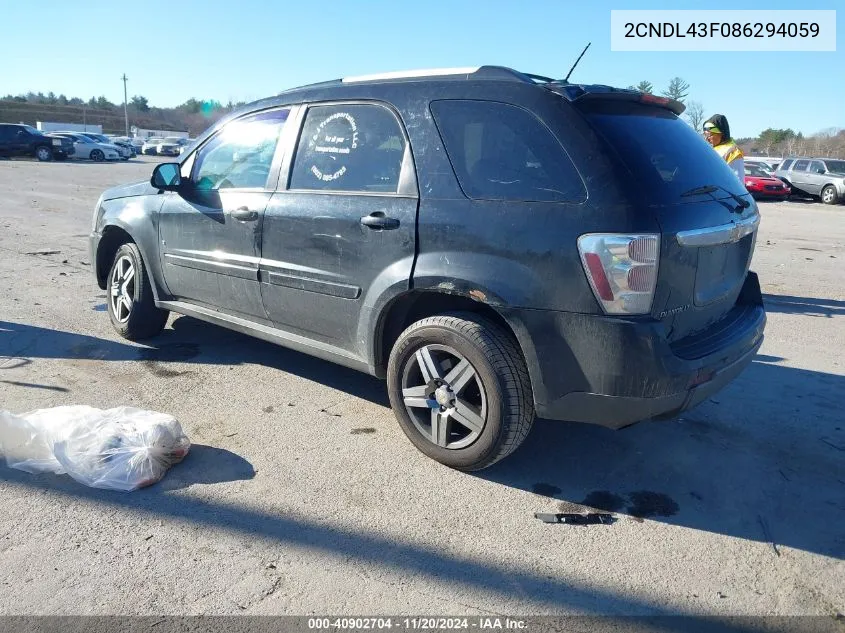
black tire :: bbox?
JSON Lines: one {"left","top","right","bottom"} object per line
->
{"left": 106, "top": 242, "right": 169, "bottom": 341}
{"left": 387, "top": 312, "right": 534, "bottom": 471}
{"left": 821, "top": 185, "right": 839, "bottom": 205}
{"left": 91, "top": 149, "right": 105, "bottom": 162}
{"left": 35, "top": 146, "right": 52, "bottom": 162}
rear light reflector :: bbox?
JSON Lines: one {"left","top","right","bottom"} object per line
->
{"left": 578, "top": 234, "right": 660, "bottom": 315}
{"left": 583, "top": 253, "right": 614, "bottom": 300}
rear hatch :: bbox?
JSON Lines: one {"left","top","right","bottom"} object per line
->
{"left": 562, "top": 89, "right": 759, "bottom": 343}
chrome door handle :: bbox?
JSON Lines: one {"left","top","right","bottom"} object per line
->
{"left": 230, "top": 206, "right": 259, "bottom": 221}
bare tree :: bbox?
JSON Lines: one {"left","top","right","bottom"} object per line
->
{"left": 685, "top": 101, "right": 705, "bottom": 131}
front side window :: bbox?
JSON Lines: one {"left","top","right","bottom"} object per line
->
{"left": 191, "top": 109, "right": 289, "bottom": 190}
{"left": 793, "top": 159, "right": 810, "bottom": 171}
{"left": 289, "top": 104, "right": 406, "bottom": 193}
{"left": 809, "top": 161, "right": 825, "bottom": 174}
{"left": 430, "top": 99, "right": 586, "bottom": 203}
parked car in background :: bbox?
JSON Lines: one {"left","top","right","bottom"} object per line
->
{"left": 156, "top": 137, "right": 185, "bottom": 156}
{"left": 744, "top": 157, "right": 780, "bottom": 172}
{"left": 744, "top": 163, "right": 790, "bottom": 199}
{"left": 775, "top": 157, "right": 845, "bottom": 205}
{"left": 178, "top": 139, "right": 196, "bottom": 155}
{"left": 0, "top": 123, "right": 75, "bottom": 161}
{"left": 142, "top": 138, "right": 164, "bottom": 155}
{"left": 106, "top": 136, "right": 138, "bottom": 158}
{"left": 50, "top": 132, "right": 121, "bottom": 161}
{"left": 129, "top": 137, "right": 145, "bottom": 153}
{"left": 89, "top": 66, "right": 765, "bottom": 470}
{"left": 78, "top": 133, "right": 133, "bottom": 160}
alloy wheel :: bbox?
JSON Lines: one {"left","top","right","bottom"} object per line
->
{"left": 400, "top": 344, "right": 487, "bottom": 449}
{"left": 109, "top": 255, "right": 136, "bottom": 323}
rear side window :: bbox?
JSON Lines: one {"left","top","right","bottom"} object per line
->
{"left": 289, "top": 104, "right": 406, "bottom": 194}
{"left": 780, "top": 159, "right": 793, "bottom": 170}
{"left": 430, "top": 100, "right": 585, "bottom": 203}
{"left": 793, "top": 159, "right": 809, "bottom": 171}
{"left": 583, "top": 102, "right": 744, "bottom": 202}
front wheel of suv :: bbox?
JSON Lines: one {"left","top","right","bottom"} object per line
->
{"left": 821, "top": 185, "right": 839, "bottom": 205}
{"left": 35, "top": 146, "right": 52, "bottom": 161}
{"left": 107, "top": 242, "right": 169, "bottom": 341}
{"left": 387, "top": 313, "right": 534, "bottom": 471}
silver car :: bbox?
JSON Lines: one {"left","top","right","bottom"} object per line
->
{"left": 81, "top": 133, "right": 133, "bottom": 160}
{"left": 157, "top": 137, "right": 185, "bottom": 157}
{"left": 51, "top": 133, "right": 122, "bottom": 161}
{"left": 775, "top": 157, "right": 845, "bottom": 205}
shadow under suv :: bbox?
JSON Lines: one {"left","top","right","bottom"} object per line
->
{"left": 90, "top": 66, "right": 766, "bottom": 470}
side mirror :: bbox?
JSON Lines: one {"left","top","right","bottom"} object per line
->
{"left": 817, "top": 168, "right": 826, "bottom": 174}
{"left": 151, "top": 163, "right": 182, "bottom": 190}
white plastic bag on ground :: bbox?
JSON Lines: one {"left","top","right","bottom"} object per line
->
{"left": 0, "top": 406, "right": 190, "bottom": 491}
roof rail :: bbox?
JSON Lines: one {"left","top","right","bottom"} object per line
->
{"left": 340, "top": 65, "right": 545, "bottom": 84}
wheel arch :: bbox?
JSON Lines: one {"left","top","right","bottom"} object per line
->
{"left": 372, "top": 289, "right": 545, "bottom": 407}
{"left": 96, "top": 222, "right": 162, "bottom": 302}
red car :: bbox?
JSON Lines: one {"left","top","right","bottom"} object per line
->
{"left": 744, "top": 163, "right": 791, "bottom": 199}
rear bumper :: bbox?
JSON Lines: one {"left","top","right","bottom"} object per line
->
{"left": 507, "top": 272, "right": 766, "bottom": 429}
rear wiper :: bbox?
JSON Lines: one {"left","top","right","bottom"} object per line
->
{"left": 680, "top": 184, "right": 751, "bottom": 211}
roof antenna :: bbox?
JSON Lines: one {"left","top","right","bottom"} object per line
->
{"left": 563, "top": 42, "right": 591, "bottom": 83}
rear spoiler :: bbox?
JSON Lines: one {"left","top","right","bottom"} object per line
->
{"left": 544, "top": 82, "right": 686, "bottom": 116}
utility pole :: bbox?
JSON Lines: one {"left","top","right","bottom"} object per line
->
{"left": 121, "top": 73, "right": 129, "bottom": 136}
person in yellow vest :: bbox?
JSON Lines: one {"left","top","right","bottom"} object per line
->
{"left": 703, "top": 114, "right": 745, "bottom": 182}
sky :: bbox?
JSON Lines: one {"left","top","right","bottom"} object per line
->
{"left": 1, "top": 0, "right": 842, "bottom": 138}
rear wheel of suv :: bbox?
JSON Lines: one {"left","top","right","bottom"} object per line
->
{"left": 107, "top": 242, "right": 169, "bottom": 341}
{"left": 91, "top": 149, "right": 105, "bottom": 162}
{"left": 821, "top": 185, "right": 839, "bottom": 205}
{"left": 35, "top": 146, "right": 52, "bottom": 162}
{"left": 387, "top": 313, "right": 534, "bottom": 471}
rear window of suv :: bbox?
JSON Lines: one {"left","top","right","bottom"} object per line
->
{"left": 582, "top": 102, "right": 745, "bottom": 204}
{"left": 430, "top": 100, "right": 586, "bottom": 203}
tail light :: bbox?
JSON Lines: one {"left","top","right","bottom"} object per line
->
{"left": 577, "top": 234, "right": 660, "bottom": 315}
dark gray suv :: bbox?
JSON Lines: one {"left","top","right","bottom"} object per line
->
{"left": 90, "top": 66, "right": 766, "bottom": 470}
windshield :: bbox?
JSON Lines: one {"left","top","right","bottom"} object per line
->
{"left": 164, "top": 137, "right": 183, "bottom": 143}
{"left": 746, "top": 164, "right": 772, "bottom": 177}
{"left": 22, "top": 125, "right": 43, "bottom": 135}
{"left": 582, "top": 102, "right": 747, "bottom": 204}
{"left": 824, "top": 160, "right": 845, "bottom": 173}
